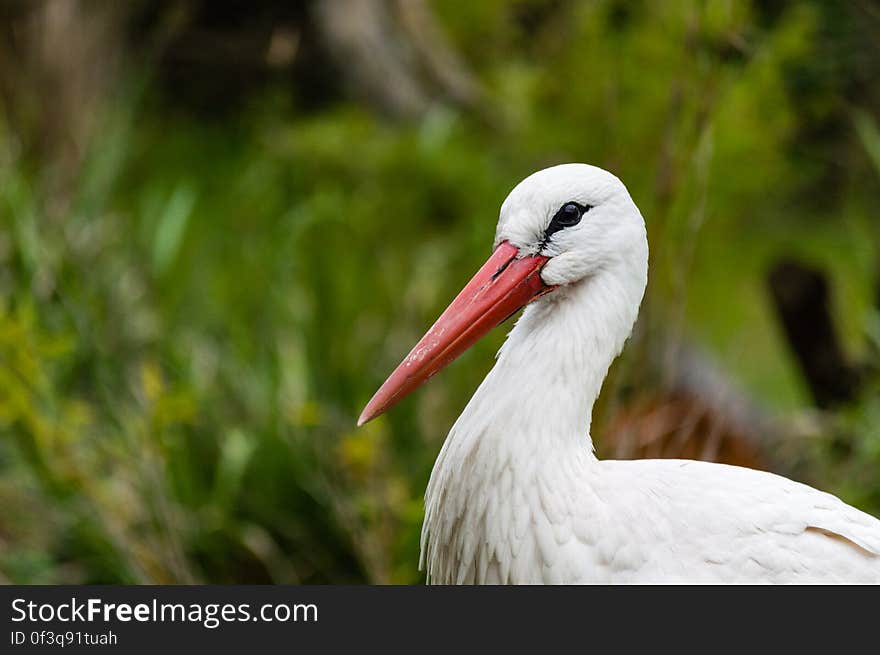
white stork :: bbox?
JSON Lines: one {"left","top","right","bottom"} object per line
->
{"left": 358, "top": 163, "right": 880, "bottom": 583}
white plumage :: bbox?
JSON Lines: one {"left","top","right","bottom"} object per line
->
{"left": 364, "top": 163, "right": 880, "bottom": 584}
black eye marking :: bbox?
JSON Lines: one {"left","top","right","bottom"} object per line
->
{"left": 541, "top": 201, "right": 592, "bottom": 247}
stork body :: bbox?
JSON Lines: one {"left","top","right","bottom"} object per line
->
{"left": 361, "top": 164, "right": 880, "bottom": 583}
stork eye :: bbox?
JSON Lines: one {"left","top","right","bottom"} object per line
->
{"left": 544, "top": 201, "right": 591, "bottom": 242}
{"left": 557, "top": 203, "right": 583, "bottom": 226}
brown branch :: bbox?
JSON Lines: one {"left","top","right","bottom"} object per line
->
{"left": 767, "top": 259, "right": 862, "bottom": 408}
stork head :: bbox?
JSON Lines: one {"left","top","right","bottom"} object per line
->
{"left": 358, "top": 163, "right": 647, "bottom": 425}
{"left": 496, "top": 163, "right": 647, "bottom": 288}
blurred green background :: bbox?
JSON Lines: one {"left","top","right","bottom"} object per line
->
{"left": 1, "top": 0, "right": 879, "bottom": 584}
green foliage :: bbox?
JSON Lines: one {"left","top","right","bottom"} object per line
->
{"left": 0, "top": 0, "right": 878, "bottom": 583}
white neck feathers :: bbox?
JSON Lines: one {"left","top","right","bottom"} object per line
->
{"left": 420, "top": 253, "right": 647, "bottom": 582}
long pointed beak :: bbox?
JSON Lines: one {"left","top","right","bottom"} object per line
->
{"left": 358, "top": 241, "right": 554, "bottom": 426}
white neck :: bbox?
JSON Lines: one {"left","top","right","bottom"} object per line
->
{"left": 454, "top": 258, "right": 645, "bottom": 452}
{"left": 420, "top": 255, "right": 646, "bottom": 581}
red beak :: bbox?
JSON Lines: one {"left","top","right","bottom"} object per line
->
{"left": 358, "top": 241, "right": 554, "bottom": 426}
